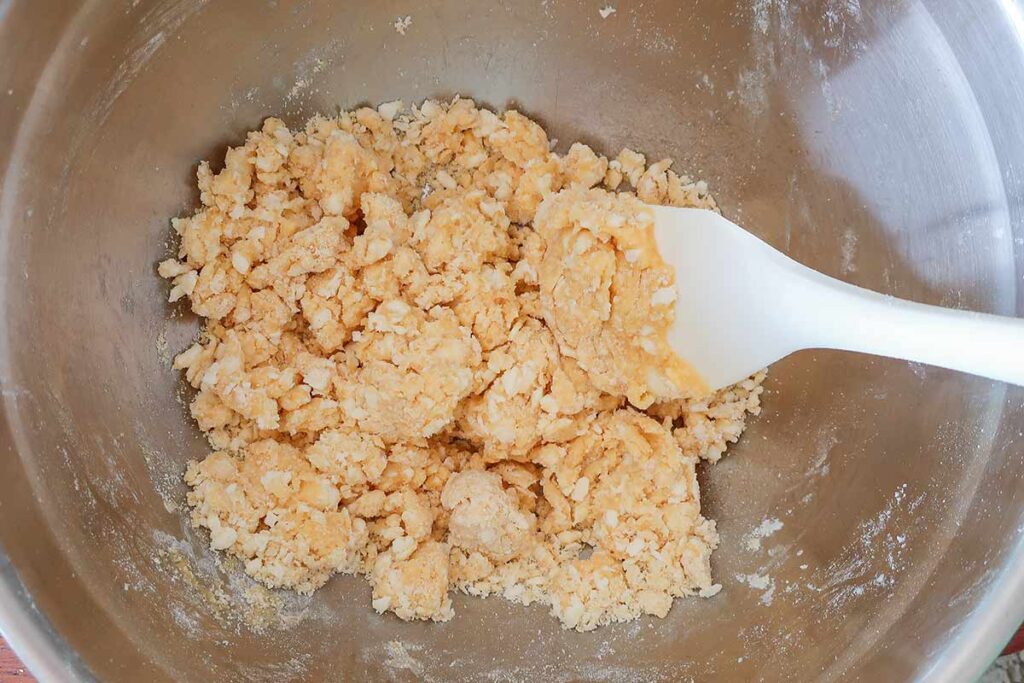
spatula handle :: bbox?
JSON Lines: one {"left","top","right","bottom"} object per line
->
{"left": 801, "top": 273, "right": 1024, "bottom": 387}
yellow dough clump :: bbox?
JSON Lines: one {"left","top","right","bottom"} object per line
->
{"left": 535, "top": 187, "right": 707, "bottom": 408}
{"left": 161, "top": 98, "right": 764, "bottom": 631}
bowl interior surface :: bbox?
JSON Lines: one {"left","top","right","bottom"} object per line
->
{"left": 3, "top": 0, "right": 1024, "bottom": 681}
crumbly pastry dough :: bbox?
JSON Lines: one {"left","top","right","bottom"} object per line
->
{"left": 535, "top": 187, "right": 707, "bottom": 407}
{"left": 161, "top": 98, "right": 765, "bottom": 631}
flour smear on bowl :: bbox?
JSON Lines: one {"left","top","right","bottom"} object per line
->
{"left": 157, "top": 98, "right": 765, "bottom": 631}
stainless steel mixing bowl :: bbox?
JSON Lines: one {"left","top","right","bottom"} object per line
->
{"left": 2, "top": 0, "right": 1024, "bottom": 680}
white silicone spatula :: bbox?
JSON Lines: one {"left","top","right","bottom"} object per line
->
{"left": 651, "top": 206, "right": 1024, "bottom": 392}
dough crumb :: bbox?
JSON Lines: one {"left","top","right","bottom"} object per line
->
{"left": 160, "top": 98, "right": 765, "bottom": 630}
{"left": 394, "top": 16, "right": 412, "bottom": 35}
{"left": 599, "top": 5, "right": 617, "bottom": 19}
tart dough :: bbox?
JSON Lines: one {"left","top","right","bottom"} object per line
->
{"left": 160, "top": 98, "right": 764, "bottom": 631}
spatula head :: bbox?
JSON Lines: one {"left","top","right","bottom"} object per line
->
{"left": 651, "top": 206, "right": 807, "bottom": 392}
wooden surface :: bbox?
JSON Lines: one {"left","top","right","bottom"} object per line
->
{"left": 0, "top": 644, "right": 28, "bottom": 681}
{"left": 0, "top": 625, "right": 1021, "bottom": 680}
